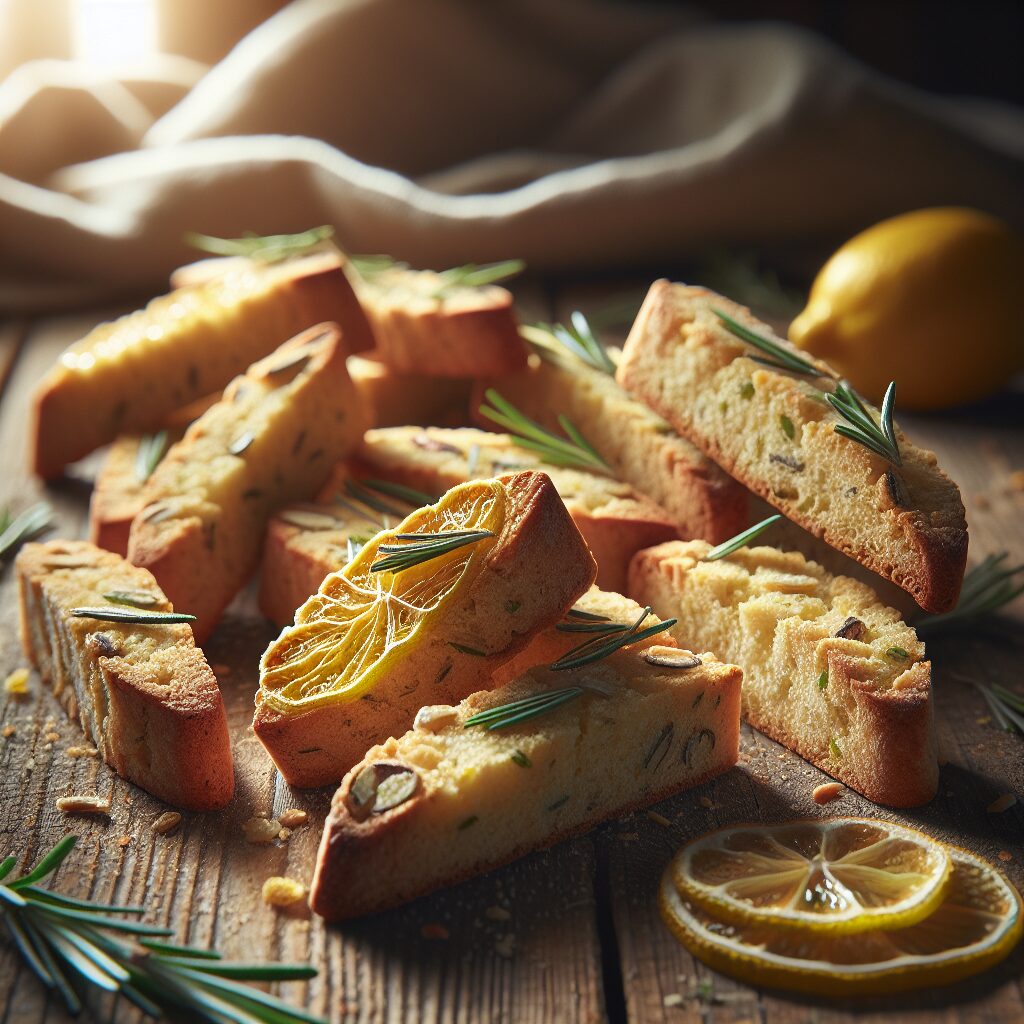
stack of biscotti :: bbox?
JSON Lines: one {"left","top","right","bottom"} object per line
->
{"left": 31, "top": 253, "right": 373, "bottom": 479}
{"left": 617, "top": 282, "right": 968, "bottom": 614}
{"left": 311, "top": 586, "right": 743, "bottom": 920}
{"left": 16, "top": 541, "right": 233, "bottom": 810}
{"left": 629, "top": 540, "right": 936, "bottom": 806}
{"left": 474, "top": 328, "right": 748, "bottom": 543}
{"left": 129, "top": 324, "right": 368, "bottom": 643}
{"left": 347, "top": 354, "right": 471, "bottom": 427}
{"left": 254, "top": 472, "right": 597, "bottom": 787}
{"left": 339, "top": 426, "right": 679, "bottom": 592}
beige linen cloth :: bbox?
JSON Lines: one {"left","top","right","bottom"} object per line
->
{"left": 1, "top": 0, "right": 1022, "bottom": 311}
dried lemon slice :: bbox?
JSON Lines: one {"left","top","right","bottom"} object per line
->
{"left": 659, "top": 841, "right": 1021, "bottom": 996}
{"left": 671, "top": 819, "right": 952, "bottom": 934}
{"left": 259, "top": 478, "right": 504, "bottom": 712}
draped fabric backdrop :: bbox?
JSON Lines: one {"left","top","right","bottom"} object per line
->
{"left": 0, "top": 0, "right": 1021, "bottom": 311}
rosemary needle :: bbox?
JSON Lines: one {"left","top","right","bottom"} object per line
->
{"left": 916, "top": 552, "right": 1024, "bottom": 634}
{"left": 551, "top": 606, "right": 676, "bottom": 671}
{"left": 370, "top": 530, "right": 493, "bottom": 574}
{"left": 464, "top": 687, "right": 584, "bottom": 731}
{"left": 185, "top": 225, "right": 335, "bottom": 263}
{"left": 135, "top": 430, "right": 169, "bottom": 483}
{"left": 71, "top": 607, "right": 196, "bottom": 625}
{"left": 523, "top": 313, "right": 617, "bottom": 375}
{"left": 0, "top": 503, "right": 55, "bottom": 563}
{"left": 703, "top": 515, "right": 782, "bottom": 561}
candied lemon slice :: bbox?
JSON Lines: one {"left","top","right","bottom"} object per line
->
{"left": 660, "top": 841, "right": 1021, "bottom": 996}
{"left": 259, "top": 479, "right": 504, "bottom": 712}
{"left": 672, "top": 819, "right": 952, "bottom": 934}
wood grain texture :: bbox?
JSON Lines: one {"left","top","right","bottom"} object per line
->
{"left": 1, "top": 288, "right": 1022, "bottom": 1024}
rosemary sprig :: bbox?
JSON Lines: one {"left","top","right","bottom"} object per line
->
{"left": 339, "top": 479, "right": 410, "bottom": 523}
{"left": 703, "top": 515, "right": 782, "bottom": 561}
{"left": 713, "top": 308, "right": 825, "bottom": 377}
{"left": 827, "top": 381, "right": 902, "bottom": 466}
{"left": 71, "top": 607, "right": 196, "bottom": 624}
{"left": 434, "top": 259, "right": 524, "bottom": 291}
{"left": 916, "top": 552, "right": 1024, "bottom": 634}
{"left": 0, "top": 503, "right": 54, "bottom": 563}
{"left": 523, "top": 313, "right": 616, "bottom": 374}
{"left": 479, "top": 389, "right": 611, "bottom": 474}
{"left": 464, "top": 687, "right": 584, "bottom": 731}
{"left": 135, "top": 431, "right": 169, "bottom": 483}
{"left": 566, "top": 607, "right": 611, "bottom": 622}
{"left": 0, "top": 836, "right": 324, "bottom": 1023}
{"left": 370, "top": 530, "right": 493, "bottom": 574}
{"left": 360, "top": 479, "right": 436, "bottom": 508}
{"left": 185, "top": 225, "right": 335, "bottom": 263}
{"left": 551, "top": 606, "right": 676, "bottom": 671}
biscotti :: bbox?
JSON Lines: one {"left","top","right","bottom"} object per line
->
{"left": 255, "top": 472, "right": 596, "bottom": 788}
{"left": 31, "top": 253, "right": 372, "bottom": 479}
{"left": 128, "top": 324, "right": 369, "bottom": 643}
{"left": 343, "top": 426, "right": 678, "bottom": 592}
{"left": 16, "top": 541, "right": 233, "bottom": 810}
{"left": 348, "top": 354, "right": 471, "bottom": 427}
{"left": 475, "top": 333, "right": 747, "bottom": 543}
{"left": 617, "top": 282, "right": 968, "bottom": 613}
{"left": 349, "top": 261, "right": 527, "bottom": 377}
{"left": 629, "top": 539, "right": 937, "bottom": 807}
{"left": 310, "top": 587, "right": 742, "bottom": 920}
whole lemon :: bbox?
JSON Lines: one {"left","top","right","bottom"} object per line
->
{"left": 789, "top": 208, "right": 1024, "bottom": 411}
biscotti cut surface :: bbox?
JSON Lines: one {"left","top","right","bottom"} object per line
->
{"left": 349, "top": 263, "right": 527, "bottom": 377}
{"left": 617, "top": 282, "right": 968, "bottom": 613}
{"left": 255, "top": 472, "right": 597, "bottom": 788}
{"left": 629, "top": 540, "right": 937, "bottom": 807}
{"left": 345, "top": 426, "right": 678, "bottom": 593}
{"left": 475, "top": 345, "right": 746, "bottom": 543}
{"left": 16, "top": 541, "right": 233, "bottom": 810}
{"left": 310, "top": 587, "right": 742, "bottom": 920}
{"left": 128, "top": 324, "right": 369, "bottom": 643}
{"left": 31, "top": 254, "right": 372, "bottom": 479}
{"left": 348, "top": 354, "right": 471, "bottom": 427}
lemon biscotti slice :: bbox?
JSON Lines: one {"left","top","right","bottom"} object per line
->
{"left": 629, "top": 540, "right": 937, "bottom": 807}
{"left": 310, "top": 587, "right": 742, "bottom": 920}
{"left": 346, "top": 426, "right": 678, "bottom": 592}
{"left": 128, "top": 324, "right": 369, "bottom": 643}
{"left": 617, "top": 282, "right": 968, "bottom": 613}
{"left": 31, "top": 253, "right": 372, "bottom": 479}
{"left": 16, "top": 541, "right": 233, "bottom": 810}
{"left": 254, "top": 472, "right": 596, "bottom": 788}
{"left": 476, "top": 326, "right": 747, "bottom": 543}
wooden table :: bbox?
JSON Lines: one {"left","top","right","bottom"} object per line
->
{"left": 1, "top": 285, "right": 1022, "bottom": 1024}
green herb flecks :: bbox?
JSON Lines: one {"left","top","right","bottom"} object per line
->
{"left": 779, "top": 415, "right": 795, "bottom": 440}
{"left": 522, "top": 312, "right": 616, "bottom": 374}
{"left": 886, "top": 646, "right": 909, "bottom": 660}
{"left": 829, "top": 737, "right": 843, "bottom": 759}
{"left": 703, "top": 515, "right": 782, "bottom": 562}
{"left": 511, "top": 750, "right": 532, "bottom": 768}
{"left": 817, "top": 669, "right": 828, "bottom": 691}
{"left": 916, "top": 552, "right": 1024, "bottom": 634}
{"left": 551, "top": 606, "right": 676, "bottom": 671}
{"left": 0, "top": 503, "right": 54, "bottom": 563}
{"left": 370, "top": 530, "right": 493, "bottom": 574}
{"left": 0, "top": 835, "right": 324, "bottom": 1023}
{"left": 185, "top": 225, "right": 334, "bottom": 264}
{"left": 102, "top": 590, "right": 160, "bottom": 609}
{"left": 479, "top": 389, "right": 611, "bottom": 474}
{"left": 71, "top": 607, "right": 195, "bottom": 625}
{"left": 713, "top": 308, "right": 825, "bottom": 378}
{"left": 464, "top": 687, "right": 584, "bottom": 731}
{"left": 827, "top": 381, "right": 902, "bottom": 466}
{"left": 135, "top": 431, "right": 169, "bottom": 483}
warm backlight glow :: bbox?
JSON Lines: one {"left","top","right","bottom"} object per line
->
{"left": 74, "top": 0, "right": 155, "bottom": 65}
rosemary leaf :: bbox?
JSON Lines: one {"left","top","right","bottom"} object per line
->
{"left": 551, "top": 606, "right": 676, "bottom": 671}
{"left": 370, "top": 530, "right": 493, "bottom": 574}
{"left": 360, "top": 478, "right": 436, "bottom": 508}
{"left": 344, "top": 479, "right": 409, "bottom": 519}
{"left": 102, "top": 590, "right": 160, "bottom": 609}
{"left": 71, "top": 607, "right": 196, "bottom": 625}
{"left": 0, "top": 503, "right": 54, "bottom": 563}
{"left": 916, "top": 552, "right": 1024, "bottom": 633}
{"left": 435, "top": 259, "right": 524, "bottom": 290}
{"left": 713, "top": 308, "right": 825, "bottom": 377}
{"left": 185, "top": 226, "right": 334, "bottom": 263}
{"left": 827, "top": 381, "right": 902, "bottom": 466}
{"left": 464, "top": 687, "right": 584, "bottom": 731}
{"left": 703, "top": 515, "right": 782, "bottom": 561}
{"left": 135, "top": 431, "right": 169, "bottom": 483}
{"left": 522, "top": 314, "right": 616, "bottom": 374}
{"left": 566, "top": 607, "right": 611, "bottom": 622}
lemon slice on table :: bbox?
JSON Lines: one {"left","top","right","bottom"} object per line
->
{"left": 671, "top": 819, "right": 952, "bottom": 934}
{"left": 660, "top": 841, "right": 1022, "bottom": 997}
{"left": 259, "top": 479, "right": 504, "bottom": 713}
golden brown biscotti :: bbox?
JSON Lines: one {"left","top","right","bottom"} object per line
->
{"left": 628, "top": 540, "right": 937, "bottom": 807}
{"left": 347, "top": 354, "right": 471, "bottom": 427}
{"left": 254, "top": 472, "right": 597, "bottom": 788}
{"left": 616, "top": 282, "right": 968, "bottom": 613}
{"left": 310, "top": 586, "right": 742, "bottom": 920}
{"left": 31, "top": 253, "right": 372, "bottom": 479}
{"left": 348, "top": 262, "right": 527, "bottom": 377}
{"left": 339, "top": 426, "right": 678, "bottom": 593}
{"left": 16, "top": 541, "right": 233, "bottom": 810}
{"left": 128, "top": 324, "right": 369, "bottom": 644}
{"left": 473, "top": 345, "right": 746, "bottom": 543}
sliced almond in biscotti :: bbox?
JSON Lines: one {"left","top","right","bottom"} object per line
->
{"left": 474, "top": 331, "right": 747, "bottom": 543}
{"left": 628, "top": 539, "right": 937, "bottom": 807}
{"left": 616, "top": 282, "right": 968, "bottom": 613}
{"left": 128, "top": 324, "right": 369, "bottom": 643}
{"left": 254, "top": 472, "right": 596, "bottom": 789}
{"left": 16, "top": 541, "right": 233, "bottom": 810}
{"left": 348, "top": 261, "right": 527, "bottom": 377}
{"left": 341, "top": 426, "right": 678, "bottom": 593}
{"left": 309, "top": 586, "right": 741, "bottom": 920}
{"left": 31, "top": 253, "right": 372, "bottom": 479}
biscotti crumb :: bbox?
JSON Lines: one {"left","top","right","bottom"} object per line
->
{"left": 67, "top": 745, "right": 99, "bottom": 758}
{"left": 647, "top": 811, "right": 672, "bottom": 828}
{"left": 812, "top": 782, "right": 844, "bottom": 805}
{"left": 57, "top": 795, "right": 111, "bottom": 815}
{"left": 243, "top": 817, "right": 281, "bottom": 844}
{"left": 153, "top": 811, "right": 182, "bottom": 835}
{"left": 278, "top": 827, "right": 292, "bottom": 841}
{"left": 998, "top": 851, "right": 1013, "bottom": 862}
{"left": 485, "top": 905, "right": 511, "bottom": 922}
{"left": 986, "top": 793, "right": 1017, "bottom": 814}
{"left": 44, "top": 730, "right": 60, "bottom": 743}
{"left": 2, "top": 725, "right": 15, "bottom": 738}
{"left": 117, "top": 835, "right": 132, "bottom": 847}
{"left": 420, "top": 923, "right": 449, "bottom": 940}
{"left": 278, "top": 808, "right": 308, "bottom": 828}
{"left": 261, "top": 876, "right": 307, "bottom": 907}
{"left": 4, "top": 668, "right": 29, "bottom": 696}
